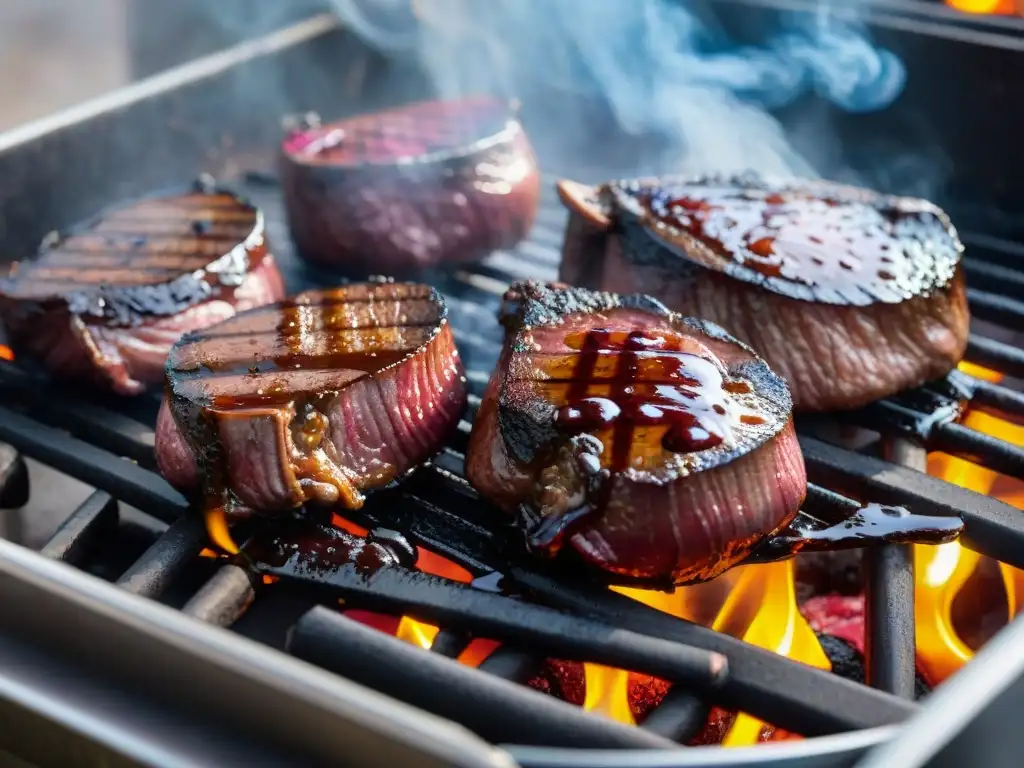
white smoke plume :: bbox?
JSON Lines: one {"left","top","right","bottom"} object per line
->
{"left": 326, "top": 0, "right": 906, "bottom": 178}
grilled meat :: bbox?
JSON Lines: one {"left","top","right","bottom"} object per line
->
{"left": 155, "top": 281, "right": 467, "bottom": 550}
{"left": 465, "top": 281, "right": 806, "bottom": 585}
{"left": 279, "top": 97, "right": 540, "bottom": 273}
{"left": 557, "top": 175, "right": 969, "bottom": 412}
{"left": 0, "top": 184, "right": 284, "bottom": 395}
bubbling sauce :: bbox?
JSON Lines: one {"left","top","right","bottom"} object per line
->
{"left": 552, "top": 328, "right": 749, "bottom": 473}
{"left": 642, "top": 185, "right": 912, "bottom": 289}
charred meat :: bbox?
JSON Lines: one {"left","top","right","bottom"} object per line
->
{"left": 465, "top": 281, "right": 806, "bottom": 585}
{"left": 558, "top": 175, "right": 969, "bottom": 412}
{"left": 280, "top": 97, "right": 540, "bottom": 273}
{"left": 0, "top": 184, "right": 284, "bottom": 395}
{"left": 155, "top": 281, "right": 467, "bottom": 551}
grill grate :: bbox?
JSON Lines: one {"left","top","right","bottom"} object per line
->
{"left": 1, "top": 173, "right": 1023, "bottom": 752}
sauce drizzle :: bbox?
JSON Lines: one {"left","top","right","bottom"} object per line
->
{"left": 554, "top": 329, "right": 734, "bottom": 471}
{"left": 528, "top": 327, "right": 755, "bottom": 552}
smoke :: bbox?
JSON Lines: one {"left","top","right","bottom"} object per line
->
{"left": 324, "top": 0, "right": 906, "bottom": 179}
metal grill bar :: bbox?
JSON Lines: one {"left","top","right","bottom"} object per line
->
{"left": 638, "top": 689, "right": 710, "bottom": 743}
{"left": 182, "top": 564, "right": 256, "bottom": 626}
{"left": 0, "top": 406, "right": 185, "bottom": 522}
{"left": 477, "top": 647, "right": 543, "bottom": 684}
{"left": 430, "top": 629, "right": 473, "bottom": 659}
{"left": 854, "top": 398, "right": 1024, "bottom": 480}
{"left": 289, "top": 608, "right": 677, "bottom": 750}
{"left": 864, "top": 439, "right": 921, "bottom": 700}
{"left": 0, "top": 442, "right": 29, "bottom": 510}
{"left": 510, "top": 569, "right": 917, "bottom": 736}
{"left": 0, "top": 363, "right": 156, "bottom": 467}
{"left": 967, "top": 376, "right": 1024, "bottom": 416}
{"left": 39, "top": 490, "right": 118, "bottom": 566}
{"left": 962, "top": 233, "right": 1024, "bottom": 272}
{"left": 929, "top": 421, "right": 1024, "bottom": 479}
{"left": 260, "top": 562, "right": 728, "bottom": 692}
{"left": 115, "top": 514, "right": 206, "bottom": 598}
{"left": 968, "top": 288, "right": 1024, "bottom": 328}
{"left": 963, "top": 257, "right": 1024, "bottom": 299}
{"left": 965, "top": 334, "right": 1024, "bottom": 379}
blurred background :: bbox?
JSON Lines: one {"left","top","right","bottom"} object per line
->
{"left": 0, "top": 0, "right": 128, "bottom": 130}
{"left": 0, "top": 0, "right": 326, "bottom": 131}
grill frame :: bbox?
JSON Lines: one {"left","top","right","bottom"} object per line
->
{"left": 0, "top": 12, "right": 1023, "bottom": 768}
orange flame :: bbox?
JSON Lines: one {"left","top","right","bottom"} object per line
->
{"left": 204, "top": 506, "right": 239, "bottom": 554}
{"left": 582, "top": 664, "right": 636, "bottom": 724}
{"left": 946, "top": 0, "right": 1016, "bottom": 14}
{"left": 0, "top": 345, "right": 13, "bottom": 362}
{"left": 617, "top": 560, "right": 828, "bottom": 745}
{"left": 394, "top": 547, "right": 474, "bottom": 650}
{"left": 916, "top": 363, "right": 1024, "bottom": 684}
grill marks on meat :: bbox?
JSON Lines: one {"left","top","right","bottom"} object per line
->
{"left": 466, "top": 282, "right": 806, "bottom": 585}
{"left": 557, "top": 175, "right": 969, "bottom": 412}
{"left": 8, "top": 192, "right": 262, "bottom": 301}
{"left": 0, "top": 187, "right": 284, "bottom": 394}
{"left": 279, "top": 97, "right": 540, "bottom": 272}
{"left": 155, "top": 282, "right": 467, "bottom": 549}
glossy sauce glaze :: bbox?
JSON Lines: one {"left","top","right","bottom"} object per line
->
{"left": 553, "top": 329, "right": 743, "bottom": 468}
{"left": 283, "top": 97, "right": 515, "bottom": 166}
{"left": 751, "top": 503, "right": 963, "bottom": 562}
{"left": 246, "top": 519, "right": 417, "bottom": 576}
{"left": 527, "top": 326, "right": 767, "bottom": 551}
{"left": 640, "top": 184, "right": 923, "bottom": 290}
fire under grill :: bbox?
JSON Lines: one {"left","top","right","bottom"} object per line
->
{"left": 2, "top": 10, "right": 1024, "bottom": 768}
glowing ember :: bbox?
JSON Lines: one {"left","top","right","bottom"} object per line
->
{"left": 0, "top": 345, "right": 13, "bottom": 361}
{"left": 396, "top": 615, "right": 440, "bottom": 649}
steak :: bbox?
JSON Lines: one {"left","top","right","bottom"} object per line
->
{"left": 155, "top": 281, "right": 467, "bottom": 552}
{"left": 465, "top": 281, "right": 806, "bottom": 585}
{"left": 279, "top": 97, "right": 540, "bottom": 273}
{"left": 557, "top": 175, "right": 969, "bottom": 412}
{"left": 0, "top": 183, "right": 284, "bottom": 395}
